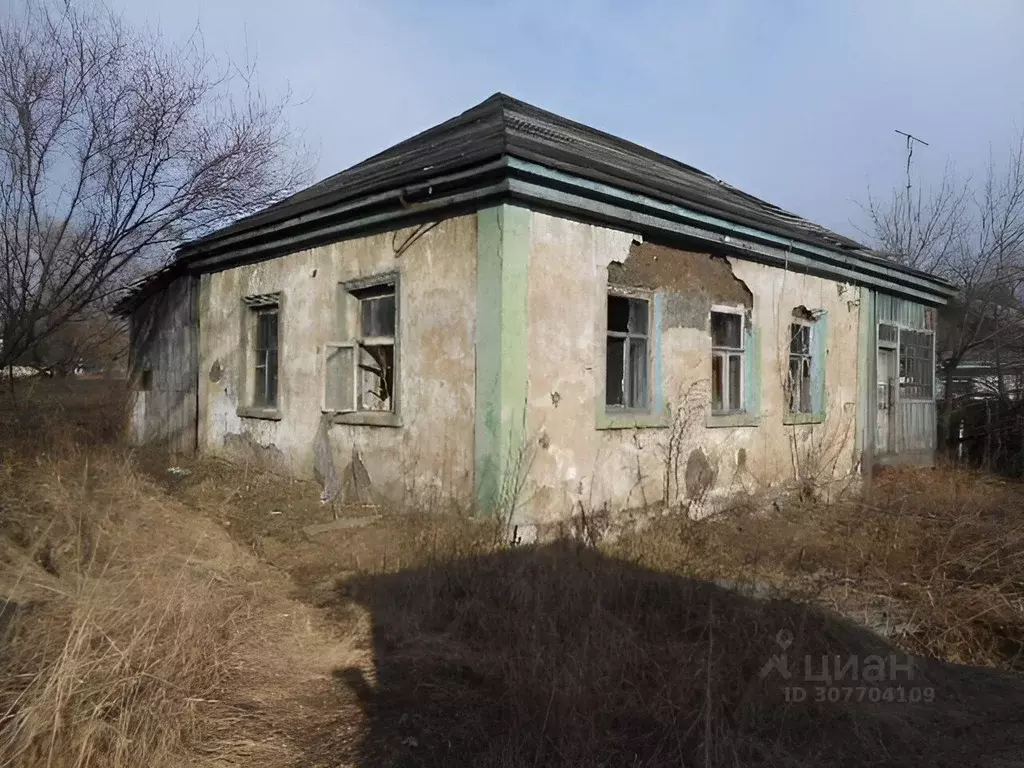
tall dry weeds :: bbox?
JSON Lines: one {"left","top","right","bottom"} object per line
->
{"left": 612, "top": 464, "right": 1024, "bottom": 671}
{"left": 0, "top": 381, "right": 288, "bottom": 768}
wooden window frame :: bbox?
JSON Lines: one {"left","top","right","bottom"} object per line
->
{"left": 605, "top": 291, "right": 652, "bottom": 413}
{"left": 324, "top": 274, "right": 401, "bottom": 427}
{"left": 787, "top": 315, "right": 814, "bottom": 415}
{"left": 237, "top": 292, "right": 283, "bottom": 421}
{"left": 252, "top": 305, "right": 279, "bottom": 408}
{"left": 710, "top": 306, "right": 746, "bottom": 415}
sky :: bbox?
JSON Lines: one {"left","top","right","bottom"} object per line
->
{"left": 123, "top": 0, "right": 1024, "bottom": 241}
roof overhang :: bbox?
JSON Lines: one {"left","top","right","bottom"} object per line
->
{"left": 116, "top": 155, "right": 955, "bottom": 315}
{"left": 504, "top": 158, "right": 955, "bottom": 306}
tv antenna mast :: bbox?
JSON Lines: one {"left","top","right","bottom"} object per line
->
{"left": 894, "top": 129, "right": 929, "bottom": 249}
{"left": 894, "top": 129, "right": 929, "bottom": 199}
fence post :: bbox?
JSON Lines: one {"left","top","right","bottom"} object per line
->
{"left": 1018, "top": 413, "right": 1024, "bottom": 479}
{"left": 984, "top": 399, "right": 992, "bottom": 472}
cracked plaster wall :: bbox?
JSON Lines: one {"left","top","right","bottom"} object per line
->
{"left": 523, "top": 211, "right": 863, "bottom": 525}
{"left": 197, "top": 216, "right": 477, "bottom": 508}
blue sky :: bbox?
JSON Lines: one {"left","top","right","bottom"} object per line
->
{"left": 127, "top": 0, "right": 1024, "bottom": 240}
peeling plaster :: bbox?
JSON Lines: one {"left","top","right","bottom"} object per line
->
{"left": 524, "top": 210, "right": 863, "bottom": 525}
{"left": 610, "top": 241, "right": 752, "bottom": 330}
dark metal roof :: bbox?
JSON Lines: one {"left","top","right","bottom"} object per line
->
{"left": 183, "top": 92, "right": 863, "bottom": 256}
{"left": 116, "top": 93, "right": 955, "bottom": 314}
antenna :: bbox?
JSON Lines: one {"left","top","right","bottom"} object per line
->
{"left": 894, "top": 129, "right": 929, "bottom": 253}
{"left": 894, "top": 129, "right": 929, "bottom": 199}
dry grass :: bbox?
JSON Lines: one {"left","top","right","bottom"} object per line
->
{"left": 5, "top": 379, "right": 1024, "bottom": 767}
{"left": 0, "top": 380, "right": 356, "bottom": 768}
{"left": 611, "top": 465, "right": 1024, "bottom": 672}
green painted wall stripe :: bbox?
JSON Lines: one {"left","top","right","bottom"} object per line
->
{"left": 474, "top": 205, "right": 531, "bottom": 513}
{"left": 652, "top": 294, "right": 664, "bottom": 416}
{"left": 744, "top": 325, "right": 761, "bottom": 416}
{"left": 811, "top": 310, "right": 829, "bottom": 416}
{"left": 855, "top": 290, "right": 876, "bottom": 465}
{"left": 474, "top": 207, "right": 503, "bottom": 510}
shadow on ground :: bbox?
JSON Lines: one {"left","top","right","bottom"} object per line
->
{"left": 304, "top": 540, "right": 1022, "bottom": 768}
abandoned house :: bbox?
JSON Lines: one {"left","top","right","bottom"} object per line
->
{"left": 119, "top": 93, "right": 956, "bottom": 531}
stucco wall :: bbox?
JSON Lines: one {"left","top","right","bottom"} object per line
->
{"left": 198, "top": 216, "right": 477, "bottom": 508}
{"left": 523, "top": 211, "right": 863, "bottom": 524}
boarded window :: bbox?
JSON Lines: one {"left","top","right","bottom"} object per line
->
{"left": 711, "top": 310, "right": 744, "bottom": 414}
{"left": 605, "top": 294, "right": 649, "bottom": 410}
{"left": 324, "top": 282, "right": 397, "bottom": 413}
{"left": 899, "top": 329, "right": 934, "bottom": 399}
{"left": 252, "top": 306, "right": 279, "bottom": 408}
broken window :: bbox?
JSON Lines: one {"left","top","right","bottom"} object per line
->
{"left": 605, "top": 294, "right": 649, "bottom": 410}
{"left": 787, "top": 312, "right": 814, "bottom": 414}
{"left": 899, "top": 329, "right": 934, "bottom": 399}
{"left": 325, "top": 281, "right": 397, "bottom": 414}
{"left": 711, "top": 309, "right": 744, "bottom": 414}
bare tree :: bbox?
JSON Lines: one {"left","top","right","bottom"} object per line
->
{"left": 863, "top": 132, "right": 1024, "bottom": 452}
{"left": 0, "top": 0, "right": 310, "bottom": 372}
{"left": 865, "top": 161, "right": 970, "bottom": 272}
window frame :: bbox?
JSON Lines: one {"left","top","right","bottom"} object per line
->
{"left": 237, "top": 292, "right": 283, "bottom": 421}
{"left": 604, "top": 291, "right": 652, "bottom": 413}
{"left": 354, "top": 288, "right": 397, "bottom": 413}
{"left": 252, "top": 305, "right": 280, "bottom": 408}
{"left": 322, "top": 341, "right": 357, "bottom": 413}
{"left": 324, "top": 273, "right": 401, "bottom": 427}
{"left": 896, "top": 326, "right": 936, "bottom": 402}
{"left": 710, "top": 306, "right": 746, "bottom": 415}
{"left": 786, "top": 315, "right": 814, "bottom": 415}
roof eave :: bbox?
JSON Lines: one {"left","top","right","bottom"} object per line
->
{"left": 119, "top": 154, "right": 956, "bottom": 314}
{"left": 504, "top": 157, "right": 955, "bottom": 305}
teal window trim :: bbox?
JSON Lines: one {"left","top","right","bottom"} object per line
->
{"left": 783, "top": 309, "right": 828, "bottom": 425}
{"left": 744, "top": 320, "right": 761, "bottom": 416}
{"left": 706, "top": 412, "right": 761, "bottom": 429}
{"left": 707, "top": 305, "right": 760, "bottom": 428}
{"left": 597, "top": 292, "right": 668, "bottom": 429}
{"left": 782, "top": 412, "right": 824, "bottom": 426}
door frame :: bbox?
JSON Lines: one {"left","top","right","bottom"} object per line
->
{"left": 873, "top": 320, "right": 937, "bottom": 461}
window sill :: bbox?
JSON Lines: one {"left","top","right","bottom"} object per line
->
{"left": 596, "top": 410, "right": 669, "bottom": 430}
{"left": 330, "top": 410, "right": 402, "bottom": 428}
{"left": 705, "top": 412, "right": 760, "bottom": 429}
{"left": 783, "top": 412, "right": 825, "bottom": 425}
{"left": 237, "top": 405, "right": 282, "bottom": 421}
